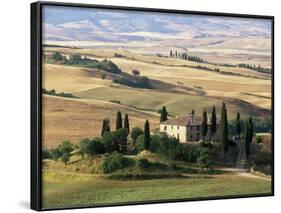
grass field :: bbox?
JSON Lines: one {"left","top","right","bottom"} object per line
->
{"left": 42, "top": 171, "right": 271, "bottom": 209}
{"left": 43, "top": 51, "right": 271, "bottom": 109}
{"left": 75, "top": 86, "right": 269, "bottom": 119}
{"left": 42, "top": 95, "right": 159, "bottom": 148}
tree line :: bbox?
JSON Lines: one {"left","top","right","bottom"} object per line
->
{"left": 169, "top": 50, "right": 204, "bottom": 63}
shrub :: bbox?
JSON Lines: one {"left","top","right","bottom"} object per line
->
{"left": 79, "top": 138, "right": 105, "bottom": 156}
{"left": 137, "top": 158, "right": 151, "bottom": 169}
{"left": 58, "top": 140, "right": 74, "bottom": 155}
{"left": 51, "top": 52, "right": 63, "bottom": 61}
{"left": 42, "top": 149, "right": 51, "bottom": 159}
{"left": 130, "top": 127, "right": 143, "bottom": 143}
{"left": 102, "top": 132, "right": 117, "bottom": 153}
{"left": 50, "top": 148, "right": 62, "bottom": 161}
{"left": 61, "top": 152, "right": 70, "bottom": 165}
{"left": 101, "top": 152, "right": 135, "bottom": 173}
{"left": 136, "top": 134, "right": 145, "bottom": 152}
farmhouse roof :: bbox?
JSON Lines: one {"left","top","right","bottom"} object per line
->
{"left": 160, "top": 113, "right": 202, "bottom": 126}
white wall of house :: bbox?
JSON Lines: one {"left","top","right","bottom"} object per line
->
{"left": 160, "top": 124, "right": 187, "bottom": 143}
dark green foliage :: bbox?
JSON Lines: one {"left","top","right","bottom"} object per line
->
{"left": 101, "top": 132, "right": 117, "bottom": 153}
{"left": 210, "top": 106, "right": 217, "bottom": 137}
{"left": 101, "top": 118, "right": 110, "bottom": 136}
{"left": 130, "top": 127, "right": 144, "bottom": 143}
{"left": 150, "top": 133, "right": 199, "bottom": 163}
{"left": 58, "top": 140, "right": 74, "bottom": 155}
{"left": 51, "top": 52, "right": 63, "bottom": 61}
{"left": 113, "top": 128, "right": 128, "bottom": 153}
{"left": 236, "top": 112, "right": 241, "bottom": 138}
{"left": 101, "top": 152, "right": 135, "bottom": 173}
{"left": 238, "top": 63, "right": 271, "bottom": 73}
{"left": 61, "top": 152, "right": 70, "bottom": 165}
{"left": 137, "top": 158, "right": 151, "bottom": 169}
{"left": 124, "top": 114, "right": 130, "bottom": 133}
{"left": 160, "top": 106, "right": 168, "bottom": 122}
{"left": 63, "top": 55, "right": 122, "bottom": 74}
{"left": 136, "top": 134, "right": 145, "bottom": 152}
{"left": 69, "top": 53, "right": 82, "bottom": 63}
{"left": 170, "top": 50, "right": 172, "bottom": 58}
{"left": 197, "top": 147, "right": 213, "bottom": 170}
{"left": 79, "top": 138, "right": 90, "bottom": 158}
{"left": 79, "top": 138, "right": 105, "bottom": 156}
{"left": 244, "top": 122, "right": 250, "bottom": 164}
{"left": 248, "top": 117, "right": 254, "bottom": 143}
{"left": 187, "top": 55, "right": 203, "bottom": 63}
{"left": 42, "top": 88, "right": 79, "bottom": 99}
{"left": 220, "top": 102, "right": 229, "bottom": 158}
{"left": 201, "top": 111, "right": 208, "bottom": 140}
{"left": 116, "top": 111, "right": 122, "bottom": 130}
{"left": 144, "top": 120, "right": 150, "bottom": 150}
{"left": 244, "top": 117, "right": 254, "bottom": 168}
{"left": 192, "top": 109, "right": 195, "bottom": 116}
{"left": 50, "top": 148, "right": 62, "bottom": 161}
{"left": 113, "top": 76, "right": 151, "bottom": 89}
{"left": 42, "top": 149, "right": 51, "bottom": 159}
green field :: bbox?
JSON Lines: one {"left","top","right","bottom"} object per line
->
{"left": 42, "top": 171, "right": 271, "bottom": 209}
{"left": 75, "top": 86, "right": 268, "bottom": 119}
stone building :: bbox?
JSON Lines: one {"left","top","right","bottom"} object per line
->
{"left": 160, "top": 113, "right": 219, "bottom": 143}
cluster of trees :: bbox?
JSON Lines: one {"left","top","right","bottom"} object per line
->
{"left": 238, "top": 63, "right": 271, "bottom": 73}
{"left": 42, "top": 88, "right": 79, "bottom": 99}
{"left": 50, "top": 52, "right": 122, "bottom": 74}
{"left": 43, "top": 140, "right": 74, "bottom": 165}
{"left": 169, "top": 50, "right": 204, "bottom": 62}
{"left": 113, "top": 75, "right": 151, "bottom": 89}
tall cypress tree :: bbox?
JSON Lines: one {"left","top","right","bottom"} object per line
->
{"left": 144, "top": 120, "right": 150, "bottom": 150}
{"left": 210, "top": 106, "right": 217, "bottom": 137}
{"left": 201, "top": 111, "right": 208, "bottom": 141}
{"left": 170, "top": 50, "right": 172, "bottom": 58}
{"left": 124, "top": 113, "right": 130, "bottom": 133}
{"left": 244, "top": 121, "right": 250, "bottom": 169}
{"left": 101, "top": 119, "right": 106, "bottom": 136}
{"left": 236, "top": 112, "right": 241, "bottom": 139}
{"left": 101, "top": 118, "right": 110, "bottom": 136}
{"left": 220, "top": 102, "right": 228, "bottom": 160}
{"left": 116, "top": 111, "right": 122, "bottom": 130}
{"left": 160, "top": 106, "right": 168, "bottom": 122}
{"left": 175, "top": 50, "right": 178, "bottom": 58}
{"left": 248, "top": 117, "right": 254, "bottom": 143}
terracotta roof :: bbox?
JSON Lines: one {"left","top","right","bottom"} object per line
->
{"left": 160, "top": 113, "right": 202, "bottom": 126}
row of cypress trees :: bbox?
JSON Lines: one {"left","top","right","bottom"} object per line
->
{"left": 101, "top": 111, "right": 151, "bottom": 151}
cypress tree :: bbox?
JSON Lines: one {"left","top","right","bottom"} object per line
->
{"left": 220, "top": 102, "right": 228, "bottom": 160}
{"left": 160, "top": 106, "right": 168, "bottom": 122}
{"left": 248, "top": 117, "right": 254, "bottom": 143}
{"left": 101, "top": 119, "right": 106, "bottom": 136}
{"left": 236, "top": 112, "right": 241, "bottom": 139}
{"left": 170, "top": 50, "right": 172, "bottom": 58}
{"left": 124, "top": 113, "right": 130, "bottom": 133}
{"left": 101, "top": 118, "right": 110, "bottom": 136}
{"left": 244, "top": 121, "right": 250, "bottom": 169}
{"left": 175, "top": 50, "right": 178, "bottom": 58}
{"left": 116, "top": 111, "right": 122, "bottom": 130}
{"left": 144, "top": 120, "right": 150, "bottom": 150}
{"left": 192, "top": 109, "right": 195, "bottom": 116}
{"left": 201, "top": 111, "right": 208, "bottom": 141}
{"left": 210, "top": 106, "right": 217, "bottom": 137}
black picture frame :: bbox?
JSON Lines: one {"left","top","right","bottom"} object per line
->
{"left": 31, "top": 1, "right": 274, "bottom": 211}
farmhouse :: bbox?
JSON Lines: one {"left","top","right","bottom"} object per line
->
{"left": 160, "top": 113, "right": 219, "bottom": 143}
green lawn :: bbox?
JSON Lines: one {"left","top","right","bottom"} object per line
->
{"left": 42, "top": 171, "right": 271, "bottom": 209}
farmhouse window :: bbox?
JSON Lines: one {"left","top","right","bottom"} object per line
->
{"left": 164, "top": 126, "right": 167, "bottom": 131}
